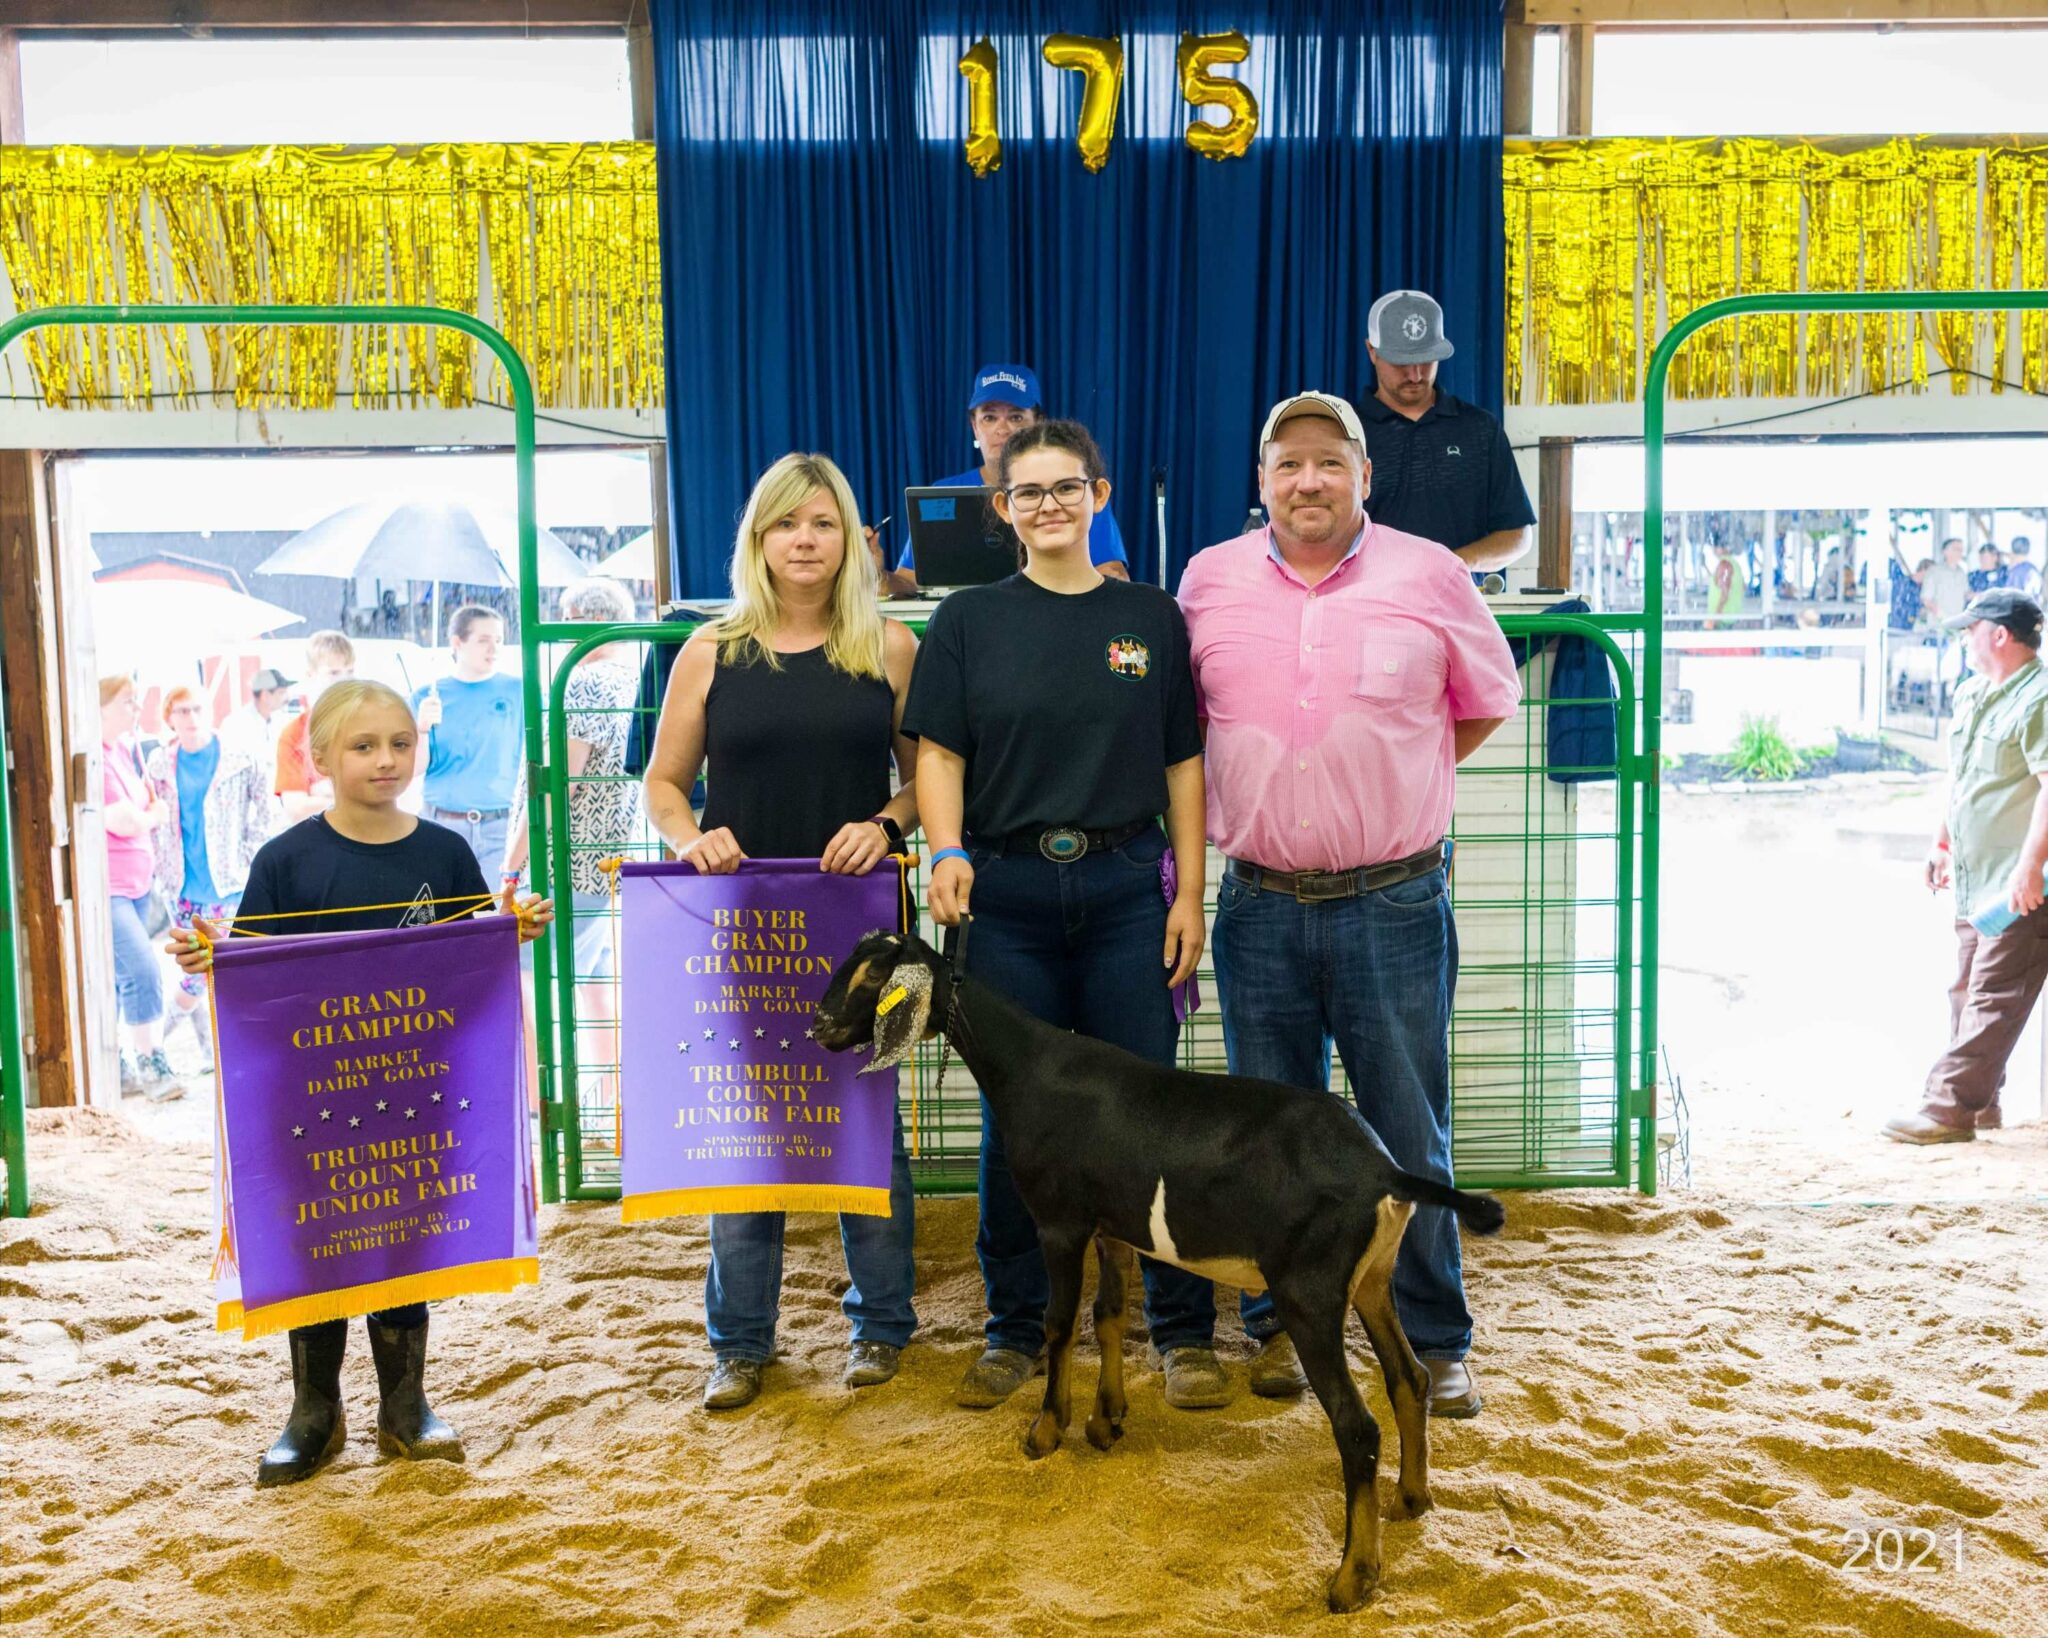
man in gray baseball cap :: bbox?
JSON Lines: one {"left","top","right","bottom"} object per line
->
{"left": 1884, "top": 585, "right": 2048, "bottom": 1143}
{"left": 1361, "top": 289, "right": 1533, "bottom": 573}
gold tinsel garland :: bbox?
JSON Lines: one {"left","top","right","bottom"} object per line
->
{"left": 1505, "top": 137, "right": 2048, "bottom": 406}
{"left": 0, "top": 143, "right": 662, "bottom": 411}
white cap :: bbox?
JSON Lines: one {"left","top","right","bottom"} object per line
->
{"left": 1258, "top": 390, "right": 1367, "bottom": 451}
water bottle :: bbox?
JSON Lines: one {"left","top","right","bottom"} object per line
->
{"left": 1969, "top": 865, "right": 2048, "bottom": 935}
{"left": 1243, "top": 506, "right": 1265, "bottom": 535}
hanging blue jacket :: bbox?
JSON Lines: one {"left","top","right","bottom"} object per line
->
{"left": 1506, "top": 597, "right": 1618, "bottom": 784}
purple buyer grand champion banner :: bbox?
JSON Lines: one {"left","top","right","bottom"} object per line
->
{"left": 210, "top": 915, "right": 539, "bottom": 1341}
{"left": 619, "top": 859, "right": 907, "bottom": 1222}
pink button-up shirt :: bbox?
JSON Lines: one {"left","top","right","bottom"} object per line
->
{"left": 1178, "top": 521, "right": 1522, "bottom": 873}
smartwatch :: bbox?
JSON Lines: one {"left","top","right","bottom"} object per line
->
{"left": 871, "top": 814, "right": 905, "bottom": 851}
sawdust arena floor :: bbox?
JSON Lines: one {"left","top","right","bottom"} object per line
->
{"left": 5, "top": 1107, "right": 2047, "bottom": 1636}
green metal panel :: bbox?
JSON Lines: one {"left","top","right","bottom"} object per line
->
{"left": 1637, "top": 289, "right": 2048, "bottom": 1198}
{"left": 534, "top": 609, "right": 1645, "bottom": 1199}
{"left": 0, "top": 302, "right": 540, "bottom": 1219}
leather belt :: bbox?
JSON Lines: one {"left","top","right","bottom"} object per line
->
{"left": 986, "top": 819, "right": 1156, "bottom": 862}
{"left": 1227, "top": 842, "right": 1446, "bottom": 903}
{"left": 433, "top": 805, "right": 511, "bottom": 824}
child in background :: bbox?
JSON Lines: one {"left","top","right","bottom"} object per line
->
{"left": 168, "top": 679, "right": 552, "bottom": 1488}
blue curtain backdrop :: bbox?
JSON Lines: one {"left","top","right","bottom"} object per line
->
{"left": 651, "top": 0, "right": 1503, "bottom": 595}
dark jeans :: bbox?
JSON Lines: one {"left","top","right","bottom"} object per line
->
{"left": 705, "top": 1106, "right": 918, "bottom": 1362}
{"left": 964, "top": 828, "right": 1216, "bottom": 1357}
{"left": 291, "top": 1304, "right": 427, "bottom": 1351}
{"left": 1211, "top": 864, "right": 1472, "bottom": 1360}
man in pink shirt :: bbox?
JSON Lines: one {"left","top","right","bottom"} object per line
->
{"left": 1178, "top": 390, "right": 1520, "bottom": 1416}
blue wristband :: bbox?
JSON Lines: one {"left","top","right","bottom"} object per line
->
{"left": 930, "top": 846, "right": 971, "bottom": 867}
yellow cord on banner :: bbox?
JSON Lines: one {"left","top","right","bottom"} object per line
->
{"left": 601, "top": 856, "right": 626, "bottom": 1156}
{"left": 894, "top": 854, "right": 920, "bottom": 1161}
{"left": 204, "top": 890, "right": 506, "bottom": 942}
{"left": 194, "top": 919, "right": 236, "bottom": 1277}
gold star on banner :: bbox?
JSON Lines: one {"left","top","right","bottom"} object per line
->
{"left": 804, "top": 1025, "right": 816, "bottom": 1039}
{"left": 677, "top": 1041, "right": 690, "bottom": 1053}
{"left": 404, "top": 1108, "right": 417, "bottom": 1120}
{"left": 375, "top": 1099, "right": 388, "bottom": 1113}
{"left": 319, "top": 1109, "right": 332, "bottom": 1121}
{"left": 727, "top": 1038, "right": 739, "bottom": 1050}
{"left": 292, "top": 1125, "right": 305, "bottom": 1138}
{"left": 703, "top": 1028, "right": 715, "bottom": 1039}
{"left": 431, "top": 1091, "right": 443, "bottom": 1103}
{"left": 754, "top": 1027, "right": 766, "bottom": 1038}
{"left": 458, "top": 1098, "right": 470, "bottom": 1110}
{"left": 349, "top": 1116, "right": 362, "bottom": 1129}
{"left": 779, "top": 1038, "right": 791, "bottom": 1050}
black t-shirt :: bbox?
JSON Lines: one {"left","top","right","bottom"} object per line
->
{"left": 902, "top": 574, "right": 1203, "bottom": 840}
{"left": 1359, "top": 389, "right": 1535, "bottom": 553}
{"left": 233, "top": 815, "right": 494, "bottom": 939}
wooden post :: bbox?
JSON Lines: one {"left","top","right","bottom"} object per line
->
{"left": 627, "top": 11, "right": 675, "bottom": 608}
{"left": 1560, "top": 23, "right": 1595, "bottom": 137}
{"left": 0, "top": 451, "right": 85, "bottom": 1106}
{"left": 0, "top": 29, "right": 25, "bottom": 146}
{"left": 1504, "top": 20, "right": 1536, "bottom": 136}
{"left": 1538, "top": 437, "right": 1575, "bottom": 591}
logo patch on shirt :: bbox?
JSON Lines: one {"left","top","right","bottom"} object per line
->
{"left": 398, "top": 884, "right": 436, "bottom": 929}
{"left": 1105, "top": 636, "right": 1151, "bottom": 679}
{"left": 1445, "top": 445, "right": 1461, "bottom": 456}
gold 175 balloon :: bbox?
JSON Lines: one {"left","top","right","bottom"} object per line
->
{"left": 1178, "top": 30, "right": 1258, "bottom": 161}
{"left": 957, "top": 38, "right": 1002, "bottom": 179}
{"left": 1041, "top": 34, "right": 1126, "bottom": 174}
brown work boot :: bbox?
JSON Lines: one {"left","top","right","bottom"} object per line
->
{"left": 1160, "top": 1346, "right": 1233, "bottom": 1409}
{"left": 703, "top": 1357, "right": 765, "bottom": 1410}
{"left": 1881, "top": 1113, "right": 1974, "bottom": 1145}
{"left": 1424, "top": 1357, "right": 1482, "bottom": 1419}
{"left": 955, "top": 1347, "right": 1042, "bottom": 1409}
{"left": 1248, "top": 1333, "right": 1309, "bottom": 1398}
{"left": 1972, "top": 1105, "right": 2003, "bottom": 1131}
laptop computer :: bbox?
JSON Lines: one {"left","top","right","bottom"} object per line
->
{"left": 904, "top": 486, "right": 1019, "bottom": 588}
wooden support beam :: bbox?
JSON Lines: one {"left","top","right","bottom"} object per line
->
{"left": 0, "top": 451, "right": 82, "bottom": 1107}
{"left": 1504, "top": 22, "right": 1538, "bottom": 136}
{"left": 1524, "top": 1, "right": 2048, "bottom": 20}
{"left": 1539, "top": 438, "right": 1576, "bottom": 591}
{"left": 0, "top": 29, "right": 25, "bottom": 147}
{"left": 625, "top": 7, "right": 674, "bottom": 608}
{"left": 1561, "top": 23, "right": 1596, "bottom": 136}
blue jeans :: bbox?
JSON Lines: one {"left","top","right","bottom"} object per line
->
{"left": 963, "top": 828, "right": 1217, "bottom": 1357}
{"left": 705, "top": 1106, "right": 917, "bottom": 1363}
{"left": 1211, "top": 864, "right": 1472, "bottom": 1360}
{"left": 109, "top": 892, "right": 163, "bottom": 1027}
{"left": 430, "top": 807, "right": 511, "bottom": 888}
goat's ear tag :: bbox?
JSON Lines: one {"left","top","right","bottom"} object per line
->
{"left": 876, "top": 985, "right": 909, "bottom": 1018}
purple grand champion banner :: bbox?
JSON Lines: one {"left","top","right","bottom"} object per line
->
{"left": 210, "top": 916, "right": 539, "bottom": 1340}
{"left": 619, "top": 858, "right": 907, "bottom": 1222}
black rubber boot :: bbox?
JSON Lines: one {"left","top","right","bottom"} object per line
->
{"left": 366, "top": 1315, "right": 465, "bottom": 1463}
{"left": 256, "top": 1324, "right": 347, "bottom": 1488}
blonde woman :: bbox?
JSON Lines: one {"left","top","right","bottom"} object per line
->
{"left": 644, "top": 452, "right": 921, "bottom": 1410}
{"left": 167, "top": 679, "right": 553, "bottom": 1487}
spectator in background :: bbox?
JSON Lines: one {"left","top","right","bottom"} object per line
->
{"left": 276, "top": 632, "right": 356, "bottom": 823}
{"left": 885, "top": 364, "right": 1132, "bottom": 596}
{"left": 1815, "top": 541, "right": 1845, "bottom": 601}
{"left": 1706, "top": 542, "right": 1746, "bottom": 629}
{"left": 2007, "top": 537, "right": 2039, "bottom": 597}
{"left": 218, "top": 667, "right": 292, "bottom": 769}
{"left": 99, "top": 676, "right": 179, "bottom": 1102}
{"left": 147, "top": 685, "right": 273, "bottom": 1064}
{"left": 502, "top": 578, "right": 640, "bottom": 979}
{"left": 1970, "top": 544, "right": 2009, "bottom": 596}
{"left": 1924, "top": 537, "right": 1972, "bottom": 625}
{"left": 414, "top": 604, "right": 524, "bottom": 882}
{"left": 1888, "top": 555, "right": 1934, "bottom": 633}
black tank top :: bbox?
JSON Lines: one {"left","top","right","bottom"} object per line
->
{"left": 700, "top": 644, "right": 895, "bottom": 858}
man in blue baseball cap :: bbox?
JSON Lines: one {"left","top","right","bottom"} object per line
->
{"left": 885, "top": 363, "right": 1129, "bottom": 593}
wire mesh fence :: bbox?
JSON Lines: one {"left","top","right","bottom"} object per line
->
{"left": 531, "top": 609, "right": 1649, "bottom": 1203}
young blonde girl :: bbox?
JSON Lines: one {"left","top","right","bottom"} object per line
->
{"left": 169, "top": 680, "right": 552, "bottom": 1487}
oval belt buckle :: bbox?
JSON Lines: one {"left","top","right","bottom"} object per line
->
{"left": 1039, "top": 827, "right": 1088, "bottom": 863}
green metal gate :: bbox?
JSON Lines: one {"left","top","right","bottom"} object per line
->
{"left": 0, "top": 301, "right": 543, "bottom": 1220}
{"left": 534, "top": 610, "right": 1648, "bottom": 1200}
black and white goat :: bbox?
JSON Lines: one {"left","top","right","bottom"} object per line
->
{"left": 814, "top": 929, "right": 1505, "bottom": 1613}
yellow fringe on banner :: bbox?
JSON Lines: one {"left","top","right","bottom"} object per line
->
{"left": 218, "top": 1255, "right": 541, "bottom": 1343}
{"left": 621, "top": 1185, "right": 894, "bottom": 1224}
{"left": 0, "top": 143, "right": 661, "bottom": 412}
{"left": 1504, "top": 137, "right": 2048, "bottom": 406}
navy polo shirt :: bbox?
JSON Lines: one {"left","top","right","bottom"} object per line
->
{"left": 1359, "top": 390, "right": 1534, "bottom": 553}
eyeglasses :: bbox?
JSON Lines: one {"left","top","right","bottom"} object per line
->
{"left": 1004, "top": 478, "right": 1093, "bottom": 513}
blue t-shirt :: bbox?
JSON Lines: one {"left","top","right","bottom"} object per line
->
{"left": 412, "top": 674, "right": 523, "bottom": 813}
{"left": 899, "top": 466, "right": 1128, "bottom": 572}
{"left": 175, "top": 738, "right": 221, "bottom": 904}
